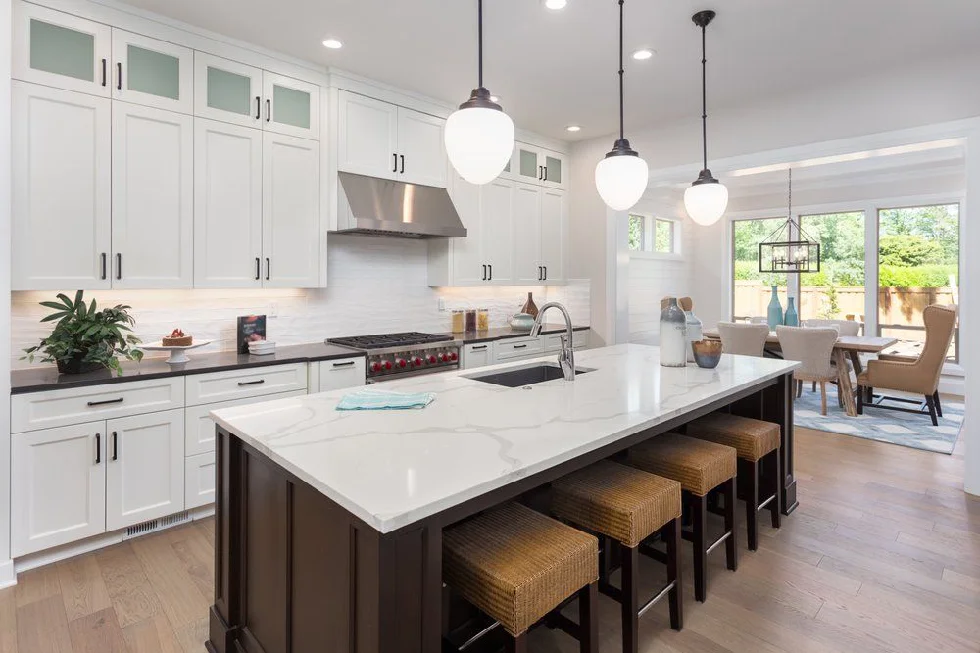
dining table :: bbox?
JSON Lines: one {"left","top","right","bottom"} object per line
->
{"left": 702, "top": 329, "right": 899, "bottom": 417}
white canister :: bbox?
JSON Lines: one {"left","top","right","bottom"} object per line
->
{"left": 660, "top": 298, "right": 688, "bottom": 367}
{"left": 685, "top": 310, "right": 703, "bottom": 363}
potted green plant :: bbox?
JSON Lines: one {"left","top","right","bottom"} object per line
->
{"left": 23, "top": 290, "right": 144, "bottom": 375}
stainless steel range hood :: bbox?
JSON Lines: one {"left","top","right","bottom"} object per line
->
{"left": 333, "top": 172, "right": 467, "bottom": 238}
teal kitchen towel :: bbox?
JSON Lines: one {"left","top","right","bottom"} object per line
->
{"left": 336, "top": 389, "right": 436, "bottom": 411}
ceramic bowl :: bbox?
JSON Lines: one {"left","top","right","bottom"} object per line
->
{"left": 691, "top": 339, "right": 723, "bottom": 369}
{"left": 509, "top": 313, "right": 535, "bottom": 333}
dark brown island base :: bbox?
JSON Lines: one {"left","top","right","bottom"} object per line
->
{"left": 204, "top": 345, "right": 798, "bottom": 653}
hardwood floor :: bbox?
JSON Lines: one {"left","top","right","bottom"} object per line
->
{"left": 1, "top": 427, "right": 978, "bottom": 653}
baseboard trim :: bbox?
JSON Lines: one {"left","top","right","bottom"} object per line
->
{"left": 0, "top": 559, "right": 16, "bottom": 590}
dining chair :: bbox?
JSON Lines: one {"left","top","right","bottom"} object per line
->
{"left": 661, "top": 297, "right": 693, "bottom": 312}
{"left": 717, "top": 322, "right": 769, "bottom": 357}
{"left": 802, "top": 319, "right": 862, "bottom": 337}
{"left": 776, "top": 326, "right": 839, "bottom": 415}
{"left": 746, "top": 317, "right": 768, "bottom": 325}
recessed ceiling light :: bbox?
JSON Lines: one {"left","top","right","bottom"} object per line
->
{"left": 322, "top": 39, "right": 343, "bottom": 49}
{"left": 566, "top": 125, "right": 582, "bottom": 133}
{"left": 544, "top": 0, "right": 567, "bottom": 9}
{"left": 632, "top": 48, "right": 655, "bottom": 61}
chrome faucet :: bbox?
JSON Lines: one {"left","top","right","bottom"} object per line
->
{"left": 530, "top": 302, "right": 576, "bottom": 381}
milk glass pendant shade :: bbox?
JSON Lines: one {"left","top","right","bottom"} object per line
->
{"left": 596, "top": 0, "right": 648, "bottom": 212}
{"left": 684, "top": 10, "right": 728, "bottom": 226}
{"left": 445, "top": 0, "right": 515, "bottom": 185}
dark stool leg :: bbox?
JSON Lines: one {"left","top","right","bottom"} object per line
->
{"left": 723, "top": 477, "right": 738, "bottom": 572}
{"left": 665, "top": 518, "right": 683, "bottom": 631}
{"left": 579, "top": 582, "right": 598, "bottom": 653}
{"left": 507, "top": 633, "right": 528, "bottom": 653}
{"left": 744, "top": 459, "right": 759, "bottom": 551}
{"left": 621, "top": 543, "right": 639, "bottom": 653}
{"left": 692, "top": 493, "right": 708, "bottom": 602}
{"left": 769, "top": 447, "right": 782, "bottom": 529}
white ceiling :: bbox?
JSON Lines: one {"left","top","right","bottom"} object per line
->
{"left": 115, "top": 0, "right": 980, "bottom": 141}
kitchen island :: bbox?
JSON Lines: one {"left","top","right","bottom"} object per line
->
{"left": 205, "top": 344, "right": 799, "bottom": 653}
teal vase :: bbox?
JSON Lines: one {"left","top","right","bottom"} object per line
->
{"left": 767, "top": 286, "right": 783, "bottom": 330}
{"left": 784, "top": 297, "right": 799, "bottom": 327}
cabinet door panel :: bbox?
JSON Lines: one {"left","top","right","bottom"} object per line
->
{"left": 317, "top": 358, "right": 367, "bottom": 392}
{"left": 194, "top": 118, "right": 264, "bottom": 288}
{"left": 194, "top": 52, "right": 262, "bottom": 128}
{"left": 12, "top": 424, "right": 106, "bottom": 557}
{"left": 112, "top": 103, "right": 193, "bottom": 288}
{"left": 462, "top": 342, "right": 494, "bottom": 370}
{"left": 512, "top": 184, "right": 542, "bottom": 284}
{"left": 185, "top": 453, "right": 216, "bottom": 510}
{"left": 542, "top": 150, "right": 567, "bottom": 189}
{"left": 481, "top": 178, "right": 515, "bottom": 284}
{"left": 263, "top": 133, "right": 320, "bottom": 287}
{"left": 12, "top": 82, "right": 111, "bottom": 290}
{"left": 105, "top": 409, "right": 184, "bottom": 531}
{"left": 184, "top": 391, "right": 307, "bottom": 457}
{"left": 337, "top": 91, "right": 398, "bottom": 180}
{"left": 263, "top": 72, "right": 319, "bottom": 139}
{"left": 515, "top": 144, "right": 543, "bottom": 185}
{"left": 540, "top": 189, "right": 567, "bottom": 283}
{"left": 448, "top": 173, "right": 485, "bottom": 285}
{"left": 397, "top": 107, "right": 446, "bottom": 188}
{"left": 112, "top": 29, "right": 193, "bottom": 114}
{"left": 13, "top": 1, "right": 112, "bottom": 96}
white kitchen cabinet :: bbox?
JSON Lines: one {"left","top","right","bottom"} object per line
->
{"left": 184, "top": 390, "right": 307, "bottom": 457}
{"left": 512, "top": 183, "right": 543, "bottom": 284}
{"left": 112, "top": 29, "right": 193, "bottom": 114}
{"left": 539, "top": 187, "right": 567, "bottom": 283}
{"left": 11, "top": 424, "right": 107, "bottom": 557}
{"left": 262, "top": 132, "right": 320, "bottom": 287}
{"left": 12, "top": 81, "right": 112, "bottom": 290}
{"left": 312, "top": 358, "right": 367, "bottom": 393}
{"left": 112, "top": 103, "right": 194, "bottom": 288}
{"left": 13, "top": 1, "right": 112, "bottom": 97}
{"left": 105, "top": 409, "right": 184, "bottom": 531}
{"left": 184, "top": 453, "right": 216, "bottom": 510}
{"left": 194, "top": 118, "right": 264, "bottom": 288}
{"left": 545, "top": 330, "right": 590, "bottom": 352}
{"left": 494, "top": 337, "right": 546, "bottom": 362}
{"left": 462, "top": 342, "right": 495, "bottom": 370}
{"left": 509, "top": 142, "right": 567, "bottom": 190}
{"left": 397, "top": 108, "right": 447, "bottom": 187}
{"left": 263, "top": 72, "right": 319, "bottom": 139}
{"left": 481, "top": 178, "right": 516, "bottom": 284}
{"left": 194, "top": 52, "right": 263, "bottom": 129}
{"left": 185, "top": 364, "right": 309, "bottom": 406}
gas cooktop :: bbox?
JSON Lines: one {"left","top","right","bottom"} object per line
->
{"left": 326, "top": 332, "right": 454, "bottom": 350}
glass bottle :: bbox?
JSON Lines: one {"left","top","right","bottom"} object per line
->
{"left": 660, "top": 298, "right": 688, "bottom": 367}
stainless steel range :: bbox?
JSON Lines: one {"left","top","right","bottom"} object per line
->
{"left": 326, "top": 332, "right": 461, "bottom": 382}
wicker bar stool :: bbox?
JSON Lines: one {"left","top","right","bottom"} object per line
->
{"left": 442, "top": 502, "right": 599, "bottom": 653}
{"left": 628, "top": 433, "right": 738, "bottom": 603}
{"left": 551, "top": 460, "right": 683, "bottom": 653}
{"left": 686, "top": 413, "right": 782, "bottom": 551}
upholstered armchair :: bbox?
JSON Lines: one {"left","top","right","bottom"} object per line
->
{"left": 717, "top": 322, "right": 770, "bottom": 357}
{"left": 856, "top": 304, "right": 957, "bottom": 426}
{"left": 776, "top": 326, "right": 839, "bottom": 415}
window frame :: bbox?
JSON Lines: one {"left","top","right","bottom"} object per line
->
{"left": 628, "top": 213, "right": 682, "bottom": 260}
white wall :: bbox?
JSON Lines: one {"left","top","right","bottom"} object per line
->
{"left": 1, "top": 0, "right": 13, "bottom": 586}
{"left": 964, "top": 129, "right": 980, "bottom": 496}
{"left": 11, "top": 237, "right": 592, "bottom": 369}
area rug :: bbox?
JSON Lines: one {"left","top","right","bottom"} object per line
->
{"left": 792, "top": 385, "right": 963, "bottom": 454}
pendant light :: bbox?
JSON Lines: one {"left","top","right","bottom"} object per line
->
{"left": 445, "top": 0, "right": 515, "bottom": 185}
{"left": 759, "top": 169, "right": 821, "bottom": 274}
{"left": 594, "top": 0, "right": 649, "bottom": 212}
{"left": 683, "top": 10, "right": 729, "bottom": 226}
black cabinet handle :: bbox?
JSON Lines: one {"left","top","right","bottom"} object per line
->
{"left": 117, "top": 63, "right": 123, "bottom": 91}
{"left": 238, "top": 379, "right": 266, "bottom": 386}
{"left": 87, "top": 397, "right": 123, "bottom": 407}
{"left": 471, "top": 345, "right": 488, "bottom": 351}
{"left": 111, "top": 432, "right": 118, "bottom": 461}
{"left": 393, "top": 153, "right": 399, "bottom": 173}
{"left": 95, "top": 433, "right": 101, "bottom": 464}
{"left": 101, "top": 59, "right": 107, "bottom": 87}
{"left": 482, "top": 264, "right": 487, "bottom": 281}
{"left": 266, "top": 99, "right": 271, "bottom": 122}
{"left": 255, "top": 257, "right": 261, "bottom": 281}
{"left": 400, "top": 154, "right": 405, "bottom": 174}
{"left": 116, "top": 253, "right": 122, "bottom": 280}
{"left": 488, "top": 265, "right": 493, "bottom": 281}
{"left": 101, "top": 253, "right": 107, "bottom": 280}
{"left": 266, "top": 257, "right": 271, "bottom": 281}
{"left": 538, "top": 266, "right": 543, "bottom": 281}
{"left": 331, "top": 361, "right": 356, "bottom": 368}
{"left": 513, "top": 344, "right": 528, "bottom": 349}
{"left": 255, "top": 96, "right": 261, "bottom": 119}
{"left": 544, "top": 266, "right": 548, "bottom": 281}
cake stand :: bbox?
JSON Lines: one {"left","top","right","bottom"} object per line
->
{"left": 139, "top": 340, "right": 213, "bottom": 364}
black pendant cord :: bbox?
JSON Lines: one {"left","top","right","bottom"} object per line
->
{"left": 477, "top": 0, "right": 484, "bottom": 89}
{"left": 700, "top": 21, "right": 708, "bottom": 171}
{"left": 618, "top": 0, "right": 625, "bottom": 141}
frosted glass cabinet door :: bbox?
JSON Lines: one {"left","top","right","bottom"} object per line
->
{"left": 515, "top": 144, "right": 544, "bottom": 184}
{"left": 262, "top": 72, "right": 319, "bottom": 139}
{"left": 542, "top": 151, "right": 567, "bottom": 189}
{"left": 112, "top": 30, "right": 193, "bottom": 114}
{"left": 13, "top": 1, "right": 112, "bottom": 96}
{"left": 194, "top": 52, "right": 262, "bottom": 128}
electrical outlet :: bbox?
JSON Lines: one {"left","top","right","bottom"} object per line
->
{"left": 438, "top": 298, "right": 446, "bottom": 311}
{"left": 269, "top": 302, "right": 279, "bottom": 318}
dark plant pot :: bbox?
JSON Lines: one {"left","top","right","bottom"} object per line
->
{"left": 57, "top": 357, "right": 103, "bottom": 375}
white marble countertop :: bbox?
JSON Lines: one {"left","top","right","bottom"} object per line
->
{"left": 210, "top": 344, "right": 799, "bottom": 533}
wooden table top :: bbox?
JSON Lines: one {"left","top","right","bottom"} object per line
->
{"left": 702, "top": 329, "right": 899, "bottom": 353}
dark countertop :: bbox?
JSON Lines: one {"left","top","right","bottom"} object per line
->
{"left": 458, "top": 324, "right": 590, "bottom": 344}
{"left": 11, "top": 342, "right": 365, "bottom": 395}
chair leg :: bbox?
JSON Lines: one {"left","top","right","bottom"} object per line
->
{"left": 820, "top": 381, "right": 828, "bottom": 416}
{"left": 925, "top": 394, "right": 939, "bottom": 426}
{"left": 723, "top": 477, "right": 738, "bottom": 572}
{"left": 578, "top": 582, "right": 598, "bottom": 653}
{"left": 620, "top": 543, "right": 639, "bottom": 653}
{"left": 769, "top": 448, "right": 782, "bottom": 530}
{"left": 664, "top": 518, "right": 683, "bottom": 631}
{"left": 744, "top": 459, "right": 759, "bottom": 551}
{"left": 692, "top": 493, "right": 708, "bottom": 602}
{"left": 507, "top": 633, "right": 528, "bottom": 653}
{"left": 933, "top": 391, "right": 943, "bottom": 417}
{"left": 856, "top": 385, "right": 864, "bottom": 415}
{"left": 811, "top": 381, "right": 816, "bottom": 393}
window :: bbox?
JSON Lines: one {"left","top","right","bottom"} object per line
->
{"left": 799, "top": 212, "right": 866, "bottom": 323}
{"left": 629, "top": 214, "right": 677, "bottom": 254}
{"left": 732, "top": 217, "right": 788, "bottom": 321}
{"left": 877, "top": 204, "right": 959, "bottom": 362}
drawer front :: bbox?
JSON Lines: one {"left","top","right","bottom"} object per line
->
{"left": 316, "top": 357, "right": 366, "bottom": 393}
{"left": 184, "top": 452, "right": 215, "bottom": 509}
{"left": 462, "top": 342, "right": 495, "bottom": 370}
{"left": 545, "top": 330, "right": 590, "bottom": 352}
{"left": 12, "top": 377, "right": 184, "bottom": 433}
{"left": 184, "top": 390, "right": 307, "bottom": 456}
{"left": 185, "top": 363, "right": 308, "bottom": 406}
{"left": 494, "top": 337, "right": 545, "bottom": 361}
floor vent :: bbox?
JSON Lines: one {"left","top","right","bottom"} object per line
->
{"left": 123, "top": 511, "right": 191, "bottom": 540}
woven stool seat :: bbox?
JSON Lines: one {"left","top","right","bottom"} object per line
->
{"left": 687, "top": 413, "right": 780, "bottom": 462}
{"left": 552, "top": 460, "right": 681, "bottom": 547}
{"left": 629, "top": 433, "right": 736, "bottom": 496}
{"left": 443, "top": 502, "right": 598, "bottom": 637}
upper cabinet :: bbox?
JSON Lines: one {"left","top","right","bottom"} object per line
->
{"left": 112, "top": 29, "right": 193, "bottom": 113}
{"left": 337, "top": 90, "right": 447, "bottom": 188}
{"left": 508, "top": 142, "right": 567, "bottom": 190}
{"left": 263, "top": 72, "right": 320, "bottom": 139}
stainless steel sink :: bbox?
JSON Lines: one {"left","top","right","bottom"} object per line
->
{"left": 465, "top": 363, "right": 594, "bottom": 388}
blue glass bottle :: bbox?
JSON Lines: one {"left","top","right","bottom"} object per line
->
{"left": 784, "top": 297, "right": 799, "bottom": 327}
{"left": 767, "top": 286, "right": 783, "bottom": 330}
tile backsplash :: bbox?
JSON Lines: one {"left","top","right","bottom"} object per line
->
{"left": 11, "top": 236, "right": 590, "bottom": 369}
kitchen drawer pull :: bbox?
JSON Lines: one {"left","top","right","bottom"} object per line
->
{"left": 87, "top": 397, "right": 124, "bottom": 407}
{"left": 331, "top": 361, "right": 356, "bottom": 369}
{"left": 237, "top": 379, "right": 266, "bottom": 386}
{"left": 513, "top": 344, "right": 528, "bottom": 349}
{"left": 111, "top": 431, "right": 118, "bottom": 461}
{"left": 471, "top": 345, "right": 488, "bottom": 351}
{"left": 95, "top": 433, "right": 101, "bottom": 464}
